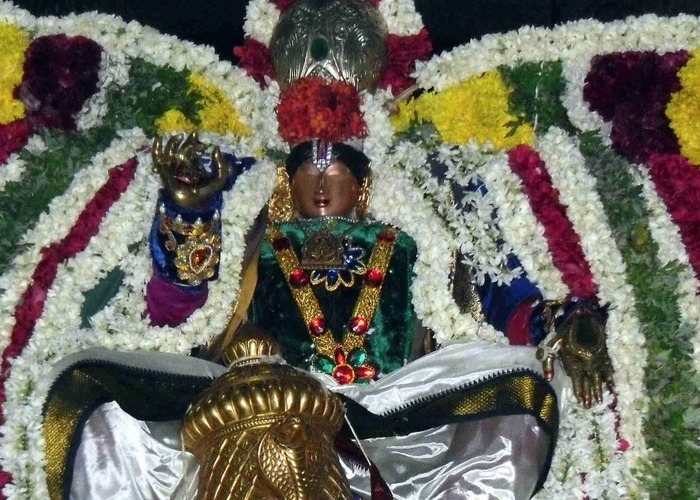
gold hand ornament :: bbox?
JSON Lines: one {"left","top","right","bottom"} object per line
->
{"left": 152, "top": 132, "right": 231, "bottom": 209}
{"left": 536, "top": 300, "right": 615, "bottom": 409}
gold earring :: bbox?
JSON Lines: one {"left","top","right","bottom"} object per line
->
{"left": 268, "top": 165, "right": 294, "bottom": 222}
{"left": 355, "top": 171, "right": 372, "bottom": 220}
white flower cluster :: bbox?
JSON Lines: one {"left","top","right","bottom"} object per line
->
{"left": 0, "top": 153, "right": 26, "bottom": 193}
{"left": 378, "top": 0, "right": 424, "bottom": 36}
{"left": 415, "top": 15, "right": 700, "bottom": 92}
{"left": 75, "top": 48, "right": 130, "bottom": 131}
{"left": 632, "top": 164, "right": 700, "bottom": 375}
{"left": 243, "top": 0, "right": 280, "bottom": 46}
{"left": 560, "top": 58, "right": 612, "bottom": 145}
{"left": 397, "top": 140, "right": 523, "bottom": 286}
{"left": 362, "top": 92, "right": 503, "bottom": 344}
{"left": 536, "top": 127, "right": 648, "bottom": 496}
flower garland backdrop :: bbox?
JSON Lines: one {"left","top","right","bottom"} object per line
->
{"left": 0, "top": 1, "right": 699, "bottom": 498}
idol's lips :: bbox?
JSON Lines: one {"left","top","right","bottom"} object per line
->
{"left": 314, "top": 196, "right": 329, "bottom": 207}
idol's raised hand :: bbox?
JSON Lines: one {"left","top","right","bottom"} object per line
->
{"left": 152, "top": 132, "right": 231, "bottom": 209}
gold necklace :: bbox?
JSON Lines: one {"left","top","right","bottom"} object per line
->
{"left": 267, "top": 223, "right": 397, "bottom": 384}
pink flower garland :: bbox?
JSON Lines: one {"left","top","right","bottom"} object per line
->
{"left": 647, "top": 153, "right": 700, "bottom": 288}
{"left": 0, "top": 156, "right": 137, "bottom": 492}
{"left": 508, "top": 145, "right": 599, "bottom": 300}
{"left": 0, "top": 156, "right": 137, "bottom": 423}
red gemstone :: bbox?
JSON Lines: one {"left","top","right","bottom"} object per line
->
{"left": 349, "top": 317, "right": 369, "bottom": 335}
{"left": 289, "top": 268, "right": 309, "bottom": 288}
{"left": 191, "top": 247, "right": 211, "bottom": 269}
{"left": 333, "top": 364, "right": 355, "bottom": 384}
{"left": 272, "top": 236, "right": 292, "bottom": 250}
{"left": 365, "top": 269, "right": 383, "bottom": 287}
{"left": 334, "top": 346, "right": 346, "bottom": 365}
{"left": 355, "top": 365, "right": 376, "bottom": 380}
{"left": 544, "top": 369, "right": 554, "bottom": 381}
{"left": 309, "top": 317, "right": 327, "bottom": 336}
{"left": 378, "top": 230, "right": 396, "bottom": 243}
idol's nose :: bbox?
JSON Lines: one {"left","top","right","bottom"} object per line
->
{"left": 314, "top": 173, "right": 326, "bottom": 194}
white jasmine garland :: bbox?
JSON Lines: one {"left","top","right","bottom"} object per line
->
{"left": 0, "top": 1, "right": 36, "bottom": 29}
{"left": 0, "top": 133, "right": 274, "bottom": 497}
{"left": 0, "top": 129, "right": 148, "bottom": 356}
{"left": 362, "top": 92, "right": 503, "bottom": 344}
{"left": 75, "top": 48, "right": 130, "bottom": 130}
{"left": 561, "top": 58, "right": 612, "bottom": 145}
{"left": 415, "top": 15, "right": 700, "bottom": 92}
{"left": 371, "top": 154, "right": 504, "bottom": 344}
{"left": 537, "top": 127, "right": 648, "bottom": 496}
{"left": 241, "top": 0, "right": 426, "bottom": 48}
{"left": 0, "top": 128, "right": 151, "bottom": 498}
{"left": 396, "top": 140, "right": 522, "bottom": 285}
{"left": 632, "top": 164, "right": 700, "bottom": 375}
{"left": 477, "top": 149, "right": 570, "bottom": 298}
{"left": 22, "top": 9, "right": 275, "bottom": 152}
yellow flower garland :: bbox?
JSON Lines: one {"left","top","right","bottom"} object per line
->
{"left": 188, "top": 74, "right": 250, "bottom": 136}
{"left": 667, "top": 48, "right": 700, "bottom": 166}
{"left": 156, "top": 74, "right": 251, "bottom": 136}
{"left": 0, "top": 23, "right": 29, "bottom": 125}
{"left": 392, "top": 71, "right": 533, "bottom": 149}
{"left": 155, "top": 109, "right": 196, "bottom": 134}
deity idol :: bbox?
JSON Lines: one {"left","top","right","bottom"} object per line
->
{"left": 40, "top": 0, "right": 615, "bottom": 499}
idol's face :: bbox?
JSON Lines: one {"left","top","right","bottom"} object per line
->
{"left": 291, "top": 159, "right": 361, "bottom": 219}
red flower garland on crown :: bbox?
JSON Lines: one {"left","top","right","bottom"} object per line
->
{"left": 233, "top": 38, "right": 275, "bottom": 86}
{"left": 380, "top": 28, "right": 433, "bottom": 95}
{"left": 276, "top": 76, "right": 367, "bottom": 143}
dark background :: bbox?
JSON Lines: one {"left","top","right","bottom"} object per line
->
{"left": 11, "top": 0, "right": 700, "bottom": 58}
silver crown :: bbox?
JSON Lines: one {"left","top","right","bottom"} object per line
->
{"left": 269, "top": 0, "right": 388, "bottom": 91}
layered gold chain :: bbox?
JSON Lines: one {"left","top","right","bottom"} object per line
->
{"left": 267, "top": 224, "right": 396, "bottom": 360}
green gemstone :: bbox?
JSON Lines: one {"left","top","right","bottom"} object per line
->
{"left": 347, "top": 348, "right": 368, "bottom": 367}
{"left": 314, "top": 355, "right": 335, "bottom": 374}
{"left": 356, "top": 378, "right": 370, "bottom": 385}
{"left": 310, "top": 37, "right": 329, "bottom": 61}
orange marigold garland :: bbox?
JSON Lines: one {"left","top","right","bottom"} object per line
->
{"left": 276, "top": 76, "right": 367, "bottom": 143}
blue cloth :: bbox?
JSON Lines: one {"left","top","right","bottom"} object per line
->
{"left": 476, "top": 254, "right": 542, "bottom": 342}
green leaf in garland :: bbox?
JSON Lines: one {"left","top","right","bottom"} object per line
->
{"left": 80, "top": 267, "right": 126, "bottom": 328}
{"left": 499, "top": 61, "right": 575, "bottom": 135}
{"left": 0, "top": 126, "right": 116, "bottom": 275}
{"left": 101, "top": 58, "right": 201, "bottom": 136}
{"left": 578, "top": 131, "right": 700, "bottom": 499}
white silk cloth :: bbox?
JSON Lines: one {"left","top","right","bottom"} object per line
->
{"left": 67, "top": 342, "right": 564, "bottom": 499}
